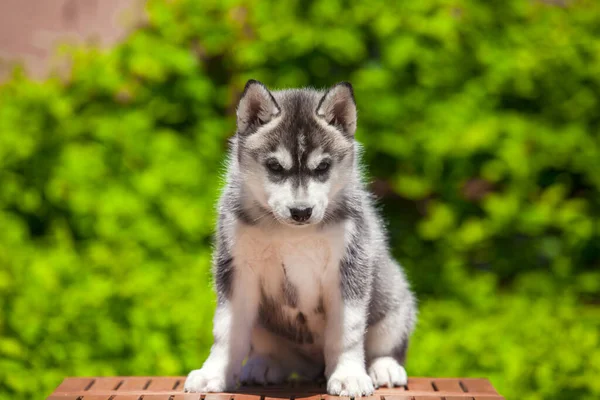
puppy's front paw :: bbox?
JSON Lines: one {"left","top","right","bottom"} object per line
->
{"left": 184, "top": 368, "right": 232, "bottom": 393}
{"left": 241, "top": 355, "right": 286, "bottom": 385}
{"left": 368, "top": 356, "right": 407, "bottom": 388}
{"left": 327, "top": 370, "right": 374, "bottom": 397}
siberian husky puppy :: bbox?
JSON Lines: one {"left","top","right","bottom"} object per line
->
{"left": 184, "top": 81, "right": 416, "bottom": 397}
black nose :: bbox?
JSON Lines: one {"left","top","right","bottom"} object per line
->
{"left": 289, "top": 207, "right": 312, "bottom": 223}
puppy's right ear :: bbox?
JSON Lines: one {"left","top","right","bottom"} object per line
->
{"left": 236, "top": 80, "right": 280, "bottom": 135}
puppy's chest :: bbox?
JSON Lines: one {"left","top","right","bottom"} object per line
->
{"left": 233, "top": 225, "right": 344, "bottom": 344}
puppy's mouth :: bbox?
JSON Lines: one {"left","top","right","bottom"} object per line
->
{"left": 272, "top": 212, "right": 318, "bottom": 227}
{"left": 261, "top": 204, "right": 322, "bottom": 227}
{"left": 284, "top": 219, "right": 313, "bottom": 227}
{"left": 270, "top": 212, "right": 312, "bottom": 227}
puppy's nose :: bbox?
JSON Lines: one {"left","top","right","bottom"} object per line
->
{"left": 289, "top": 207, "right": 312, "bottom": 223}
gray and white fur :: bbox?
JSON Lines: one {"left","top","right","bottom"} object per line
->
{"left": 184, "top": 81, "right": 417, "bottom": 397}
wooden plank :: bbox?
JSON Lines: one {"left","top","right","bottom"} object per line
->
{"left": 407, "top": 377, "right": 435, "bottom": 391}
{"left": 233, "top": 394, "right": 263, "bottom": 400}
{"left": 172, "top": 394, "right": 202, "bottom": 400}
{"left": 237, "top": 386, "right": 321, "bottom": 393}
{"left": 118, "top": 377, "right": 152, "bottom": 390}
{"left": 291, "top": 395, "right": 321, "bottom": 400}
{"left": 44, "top": 390, "right": 499, "bottom": 399}
{"left": 87, "top": 378, "right": 125, "bottom": 392}
{"left": 47, "top": 376, "right": 503, "bottom": 400}
{"left": 378, "top": 385, "right": 406, "bottom": 392}
{"left": 246, "top": 393, "right": 293, "bottom": 399}
{"left": 147, "top": 377, "right": 181, "bottom": 391}
{"left": 47, "top": 396, "right": 80, "bottom": 400}
{"left": 378, "top": 389, "right": 500, "bottom": 397}
{"left": 433, "top": 379, "right": 463, "bottom": 393}
{"left": 204, "top": 394, "right": 232, "bottom": 400}
{"left": 55, "top": 377, "right": 95, "bottom": 392}
{"left": 172, "top": 378, "right": 183, "bottom": 391}
{"left": 461, "top": 379, "right": 497, "bottom": 393}
{"left": 473, "top": 397, "right": 504, "bottom": 400}
{"left": 414, "top": 397, "right": 443, "bottom": 400}
{"left": 274, "top": 393, "right": 321, "bottom": 399}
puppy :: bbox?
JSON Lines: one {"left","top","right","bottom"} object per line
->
{"left": 184, "top": 81, "right": 416, "bottom": 397}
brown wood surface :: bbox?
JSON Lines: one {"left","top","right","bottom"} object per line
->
{"left": 461, "top": 378, "right": 498, "bottom": 393}
{"left": 47, "top": 376, "right": 504, "bottom": 399}
{"left": 432, "top": 379, "right": 463, "bottom": 392}
{"left": 406, "top": 377, "right": 435, "bottom": 392}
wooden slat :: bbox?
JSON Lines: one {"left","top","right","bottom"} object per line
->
{"left": 392, "top": 392, "right": 499, "bottom": 397}
{"left": 414, "top": 397, "right": 443, "bottom": 400}
{"left": 262, "top": 394, "right": 302, "bottom": 399}
{"left": 141, "top": 395, "right": 173, "bottom": 400}
{"left": 397, "top": 391, "right": 502, "bottom": 398}
{"left": 233, "top": 394, "right": 263, "bottom": 400}
{"left": 48, "top": 396, "right": 80, "bottom": 400}
{"left": 172, "top": 394, "right": 203, "bottom": 400}
{"left": 80, "top": 396, "right": 112, "bottom": 400}
{"left": 461, "top": 379, "right": 497, "bottom": 393}
{"left": 473, "top": 397, "right": 504, "bottom": 400}
{"left": 113, "top": 396, "right": 144, "bottom": 400}
{"left": 379, "top": 385, "right": 406, "bottom": 392}
{"left": 246, "top": 393, "right": 293, "bottom": 399}
{"left": 55, "top": 377, "right": 95, "bottom": 392}
{"left": 279, "top": 395, "right": 320, "bottom": 400}
{"left": 148, "top": 377, "right": 181, "bottom": 391}
{"left": 118, "top": 377, "right": 152, "bottom": 390}
{"left": 446, "top": 397, "right": 474, "bottom": 400}
{"left": 383, "top": 396, "right": 413, "bottom": 400}
{"left": 292, "top": 391, "right": 323, "bottom": 400}
{"left": 433, "top": 379, "right": 464, "bottom": 393}
{"left": 237, "top": 386, "right": 321, "bottom": 393}
{"left": 204, "top": 394, "right": 232, "bottom": 400}
{"left": 407, "top": 378, "right": 435, "bottom": 391}
{"left": 88, "top": 377, "right": 125, "bottom": 391}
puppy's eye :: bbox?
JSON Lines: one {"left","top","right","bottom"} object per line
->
{"left": 266, "top": 159, "right": 284, "bottom": 173}
{"left": 315, "top": 160, "right": 331, "bottom": 173}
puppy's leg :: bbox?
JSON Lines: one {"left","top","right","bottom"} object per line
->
{"left": 242, "top": 325, "right": 326, "bottom": 384}
{"left": 185, "top": 267, "right": 260, "bottom": 392}
{"left": 324, "top": 296, "right": 373, "bottom": 396}
{"left": 365, "top": 283, "right": 415, "bottom": 388}
{"left": 366, "top": 325, "right": 408, "bottom": 389}
{"left": 323, "top": 243, "right": 375, "bottom": 398}
{"left": 241, "top": 326, "right": 290, "bottom": 385}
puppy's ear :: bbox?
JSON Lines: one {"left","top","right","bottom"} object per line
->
{"left": 316, "top": 82, "right": 357, "bottom": 137}
{"left": 236, "top": 80, "right": 280, "bottom": 135}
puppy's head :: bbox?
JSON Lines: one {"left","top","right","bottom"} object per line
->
{"left": 235, "top": 80, "right": 357, "bottom": 227}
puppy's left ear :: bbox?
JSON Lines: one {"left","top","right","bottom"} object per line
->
{"left": 316, "top": 82, "right": 357, "bottom": 137}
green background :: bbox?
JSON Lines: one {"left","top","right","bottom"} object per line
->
{"left": 1, "top": 1, "right": 599, "bottom": 399}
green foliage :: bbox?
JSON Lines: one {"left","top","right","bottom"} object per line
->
{"left": 1, "top": 1, "right": 599, "bottom": 399}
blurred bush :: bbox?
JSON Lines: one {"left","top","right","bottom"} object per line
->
{"left": 1, "top": 1, "right": 599, "bottom": 399}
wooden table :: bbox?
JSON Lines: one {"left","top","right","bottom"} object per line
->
{"left": 47, "top": 376, "right": 504, "bottom": 400}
